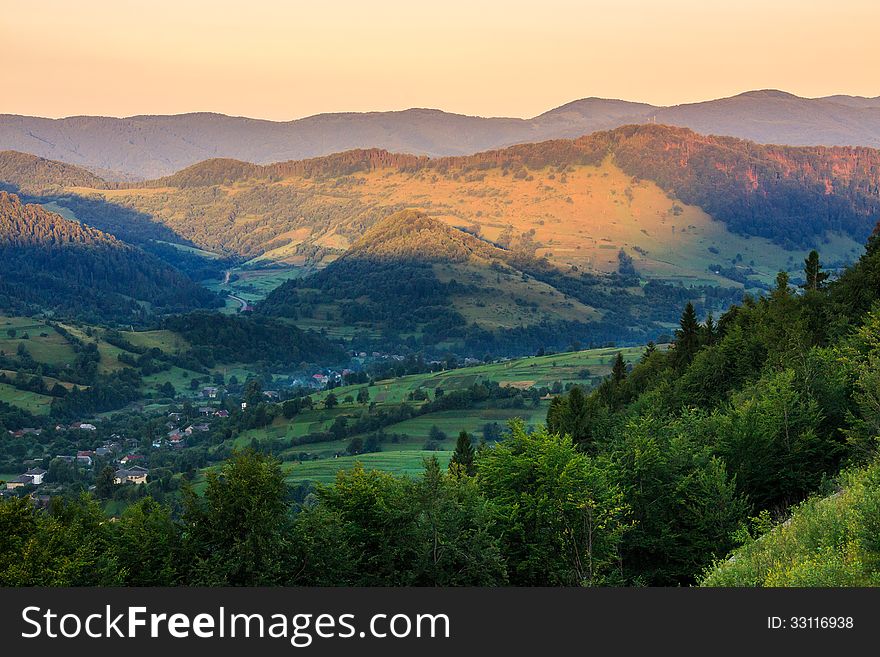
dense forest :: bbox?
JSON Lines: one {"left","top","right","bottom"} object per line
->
{"left": 162, "top": 313, "right": 347, "bottom": 368}
{"left": 0, "top": 192, "right": 219, "bottom": 322}
{"left": 5, "top": 224, "right": 880, "bottom": 585}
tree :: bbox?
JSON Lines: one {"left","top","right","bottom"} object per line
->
{"left": 802, "top": 250, "right": 829, "bottom": 291}
{"left": 449, "top": 431, "right": 476, "bottom": 477}
{"left": 323, "top": 392, "right": 338, "bottom": 409}
{"left": 181, "top": 450, "right": 292, "bottom": 585}
{"left": 95, "top": 465, "right": 116, "bottom": 499}
{"left": 640, "top": 341, "right": 656, "bottom": 363}
{"left": 673, "top": 302, "right": 700, "bottom": 369}
{"left": 703, "top": 313, "right": 717, "bottom": 346}
{"left": 357, "top": 388, "right": 370, "bottom": 404}
{"left": 244, "top": 379, "right": 263, "bottom": 408}
{"left": 611, "top": 353, "right": 627, "bottom": 384}
{"left": 477, "top": 421, "right": 631, "bottom": 586}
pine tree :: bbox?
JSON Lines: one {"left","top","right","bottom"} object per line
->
{"left": 450, "top": 431, "right": 476, "bottom": 477}
{"left": 611, "top": 352, "right": 627, "bottom": 384}
{"left": 703, "top": 313, "right": 717, "bottom": 346}
{"left": 673, "top": 302, "right": 700, "bottom": 369}
{"left": 802, "top": 250, "right": 829, "bottom": 291}
{"left": 640, "top": 341, "right": 656, "bottom": 363}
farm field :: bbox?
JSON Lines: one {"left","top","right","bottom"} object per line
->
{"left": 229, "top": 344, "right": 651, "bottom": 482}
{"left": 311, "top": 345, "right": 649, "bottom": 408}
{"left": 0, "top": 383, "right": 53, "bottom": 414}
{"left": 283, "top": 451, "right": 452, "bottom": 486}
{"left": 0, "top": 317, "right": 77, "bottom": 365}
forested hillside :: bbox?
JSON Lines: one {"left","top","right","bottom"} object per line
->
{"left": 260, "top": 210, "right": 742, "bottom": 354}
{"left": 0, "top": 192, "right": 218, "bottom": 322}
{"left": 0, "top": 151, "right": 105, "bottom": 192}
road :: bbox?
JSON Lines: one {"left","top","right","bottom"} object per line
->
{"left": 228, "top": 293, "right": 249, "bottom": 312}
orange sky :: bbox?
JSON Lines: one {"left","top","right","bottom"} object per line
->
{"left": 3, "top": 0, "right": 878, "bottom": 120}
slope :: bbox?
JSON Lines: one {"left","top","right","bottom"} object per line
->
{"left": 0, "top": 192, "right": 218, "bottom": 322}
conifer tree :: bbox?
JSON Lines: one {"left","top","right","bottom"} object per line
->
{"left": 640, "top": 341, "right": 656, "bottom": 363}
{"left": 802, "top": 250, "right": 829, "bottom": 291}
{"left": 450, "top": 431, "right": 476, "bottom": 477}
{"left": 611, "top": 352, "right": 627, "bottom": 384}
{"left": 673, "top": 302, "right": 700, "bottom": 369}
{"left": 703, "top": 313, "right": 717, "bottom": 346}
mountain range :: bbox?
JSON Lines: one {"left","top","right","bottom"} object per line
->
{"left": 3, "top": 90, "right": 879, "bottom": 180}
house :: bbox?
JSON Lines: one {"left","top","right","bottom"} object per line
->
{"left": 6, "top": 474, "right": 35, "bottom": 489}
{"left": 24, "top": 467, "right": 46, "bottom": 485}
{"left": 114, "top": 466, "right": 149, "bottom": 485}
{"left": 12, "top": 428, "right": 41, "bottom": 438}
{"left": 119, "top": 454, "right": 144, "bottom": 466}
{"left": 151, "top": 438, "right": 163, "bottom": 449}
{"left": 263, "top": 390, "right": 279, "bottom": 400}
{"left": 70, "top": 422, "right": 97, "bottom": 431}
{"left": 168, "top": 412, "right": 182, "bottom": 422}
{"left": 192, "top": 423, "right": 210, "bottom": 432}
{"left": 213, "top": 410, "right": 229, "bottom": 418}
{"left": 201, "top": 387, "right": 219, "bottom": 399}
{"left": 198, "top": 407, "right": 213, "bottom": 416}
{"left": 168, "top": 428, "right": 182, "bottom": 439}
{"left": 95, "top": 447, "right": 111, "bottom": 458}
{"left": 76, "top": 451, "right": 94, "bottom": 466}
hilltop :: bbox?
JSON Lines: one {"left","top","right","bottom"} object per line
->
{"left": 258, "top": 209, "right": 724, "bottom": 355}
{"left": 3, "top": 90, "right": 880, "bottom": 179}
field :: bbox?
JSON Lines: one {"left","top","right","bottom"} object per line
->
{"left": 0, "top": 317, "right": 77, "bottom": 365}
{"left": 0, "top": 383, "right": 53, "bottom": 414}
{"left": 283, "top": 451, "right": 452, "bottom": 485}
{"left": 205, "top": 266, "right": 309, "bottom": 311}
{"left": 230, "top": 345, "right": 650, "bottom": 482}
{"left": 312, "top": 345, "right": 647, "bottom": 407}
{"left": 0, "top": 315, "right": 264, "bottom": 415}
{"left": 119, "top": 329, "right": 190, "bottom": 352}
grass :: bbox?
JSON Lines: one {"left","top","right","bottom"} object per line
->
{"left": 118, "top": 329, "right": 190, "bottom": 352}
{"left": 283, "top": 451, "right": 452, "bottom": 485}
{"left": 0, "top": 317, "right": 78, "bottom": 365}
{"left": 66, "top": 159, "right": 861, "bottom": 289}
{"left": 0, "top": 383, "right": 53, "bottom": 414}
{"left": 228, "top": 345, "right": 649, "bottom": 482}
{"left": 310, "top": 345, "right": 648, "bottom": 408}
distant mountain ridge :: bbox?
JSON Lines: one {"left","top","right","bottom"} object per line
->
{"left": 3, "top": 90, "right": 880, "bottom": 179}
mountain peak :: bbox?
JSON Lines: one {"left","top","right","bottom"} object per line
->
{"left": 733, "top": 89, "right": 802, "bottom": 100}
{"left": 347, "top": 209, "right": 501, "bottom": 264}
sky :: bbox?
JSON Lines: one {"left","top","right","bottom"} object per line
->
{"left": 3, "top": 0, "right": 878, "bottom": 120}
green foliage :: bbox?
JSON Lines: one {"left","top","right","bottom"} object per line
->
{"left": 477, "top": 421, "right": 631, "bottom": 585}
{"left": 703, "top": 460, "right": 880, "bottom": 586}
{"left": 181, "top": 450, "right": 292, "bottom": 585}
